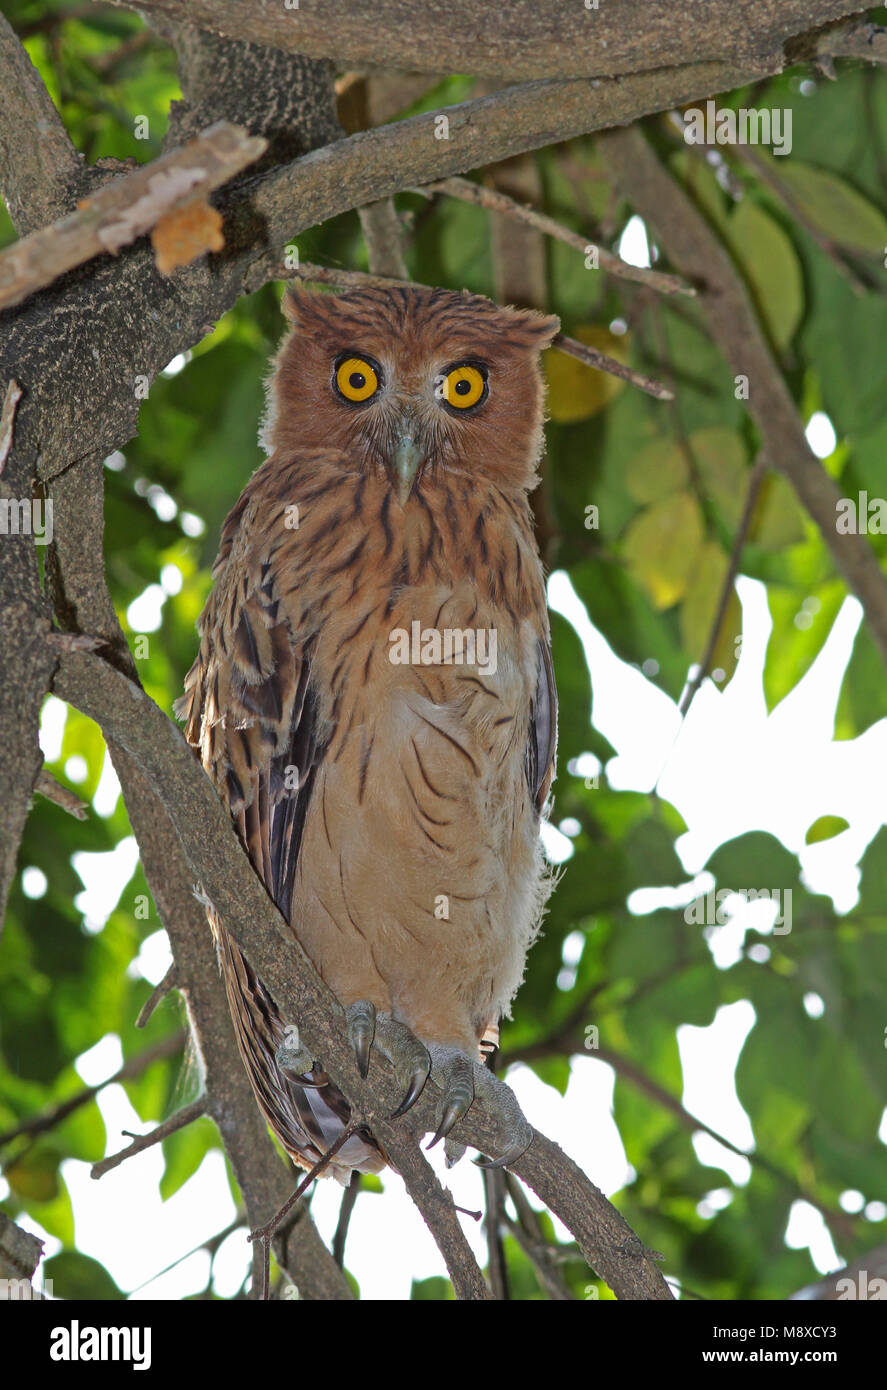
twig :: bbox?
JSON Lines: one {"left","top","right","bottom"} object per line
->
{"left": 0, "top": 379, "right": 22, "bottom": 477}
{"left": 136, "top": 962, "right": 178, "bottom": 1029}
{"left": 503, "top": 1173, "right": 575, "bottom": 1300}
{"left": 33, "top": 768, "right": 88, "bottom": 819}
{"left": 281, "top": 259, "right": 418, "bottom": 292}
{"left": 678, "top": 455, "right": 767, "bottom": 716}
{"left": 358, "top": 199, "right": 409, "bottom": 280}
{"left": 127, "top": 1216, "right": 243, "bottom": 1296}
{"left": 332, "top": 1172, "right": 361, "bottom": 1269}
{"left": 417, "top": 175, "right": 695, "bottom": 297}
{"left": 91, "top": 1097, "right": 206, "bottom": 1179}
{"left": 555, "top": 332, "right": 673, "bottom": 400}
{"left": 0, "top": 1029, "right": 186, "bottom": 1149}
{"left": 0, "top": 121, "right": 267, "bottom": 311}
{"left": 482, "top": 1166, "right": 510, "bottom": 1300}
{"left": 248, "top": 1119, "right": 360, "bottom": 1301}
{"left": 815, "top": 19, "right": 887, "bottom": 66}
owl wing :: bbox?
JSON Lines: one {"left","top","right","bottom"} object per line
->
{"left": 527, "top": 636, "right": 557, "bottom": 814}
{"left": 175, "top": 499, "right": 383, "bottom": 1176}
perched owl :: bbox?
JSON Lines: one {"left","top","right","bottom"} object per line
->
{"left": 177, "top": 286, "right": 560, "bottom": 1182}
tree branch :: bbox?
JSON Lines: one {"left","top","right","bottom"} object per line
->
{"left": 95, "top": 0, "right": 866, "bottom": 82}
{"left": 555, "top": 333, "right": 673, "bottom": 401}
{"left": 0, "top": 121, "right": 268, "bottom": 312}
{"left": 135, "top": 963, "right": 178, "bottom": 1029}
{"left": 51, "top": 644, "right": 672, "bottom": 1300}
{"left": 0, "top": 12, "right": 83, "bottom": 236}
{"left": 91, "top": 1097, "right": 207, "bottom": 1179}
{"left": 33, "top": 767, "right": 89, "bottom": 819}
{"left": 418, "top": 175, "right": 695, "bottom": 297}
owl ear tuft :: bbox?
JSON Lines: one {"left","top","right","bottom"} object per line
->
{"left": 282, "top": 286, "right": 310, "bottom": 323}
{"left": 502, "top": 307, "right": 561, "bottom": 352}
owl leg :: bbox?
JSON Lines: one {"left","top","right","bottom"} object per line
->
{"left": 345, "top": 1001, "right": 432, "bottom": 1116}
{"left": 426, "top": 1043, "right": 533, "bottom": 1169}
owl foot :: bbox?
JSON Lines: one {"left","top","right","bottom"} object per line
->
{"left": 343, "top": 1007, "right": 532, "bottom": 1167}
{"left": 426, "top": 1043, "right": 533, "bottom": 1169}
{"left": 345, "top": 1001, "right": 431, "bottom": 1117}
{"left": 275, "top": 1026, "right": 327, "bottom": 1088}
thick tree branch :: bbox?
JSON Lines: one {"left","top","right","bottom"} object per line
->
{"left": 0, "top": 1209, "right": 43, "bottom": 1289}
{"left": 42, "top": 445, "right": 352, "bottom": 1301}
{"left": 0, "top": 121, "right": 268, "bottom": 312}
{"left": 0, "top": 12, "right": 83, "bottom": 235}
{"left": 2, "top": 54, "right": 782, "bottom": 487}
{"left": 96, "top": 0, "right": 868, "bottom": 81}
{"left": 600, "top": 125, "right": 887, "bottom": 670}
{"left": 51, "top": 645, "right": 671, "bottom": 1300}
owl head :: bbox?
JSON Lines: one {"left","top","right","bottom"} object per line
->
{"left": 263, "top": 286, "right": 560, "bottom": 500}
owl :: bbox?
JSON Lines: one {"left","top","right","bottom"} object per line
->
{"left": 177, "top": 285, "right": 560, "bottom": 1182}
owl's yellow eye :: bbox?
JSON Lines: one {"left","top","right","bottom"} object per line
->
{"left": 335, "top": 356, "right": 379, "bottom": 403}
{"left": 440, "top": 363, "right": 487, "bottom": 410}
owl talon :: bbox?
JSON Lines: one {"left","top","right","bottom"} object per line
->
{"left": 275, "top": 1030, "right": 327, "bottom": 1087}
{"left": 426, "top": 1052, "right": 474, "bottom": 1148}
{"left": 444, "top": 1136, "right": 468, "bottom": 1169}
{"left": 427, "top": 1043, "right": 533, "bottom": 1169}
{"left": 373, "top": 1016, "right": 431, "bottom": 1118}
{"left": 345, "top": 999, "right": 376, "bottom": 1079}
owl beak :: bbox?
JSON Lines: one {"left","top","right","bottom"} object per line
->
{"left": 390, "top": 434, "right": 424, "bottom": 507}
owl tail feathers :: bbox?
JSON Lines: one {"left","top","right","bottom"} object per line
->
{"left": 210, "top": 914, "right": 386, "bottom": 1182}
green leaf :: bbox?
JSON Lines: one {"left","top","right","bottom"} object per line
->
{"left": 44, "top": 1251, "right": 126, "bottom": 1301}
{"left": 690, "top": 427, "right": 749, "bottom": 529}
{"left": 680, "top": 541, "right": 742, "bottom": 688}
{"left": 835, "top": 619, "right": 887, "bottom": 737}
{"left": 774, "top": 160, "right": 887, "bottom": 256}
{"left": 805, "top": 815, "right": 850, "bottom": 845}
{"left": 621, "top": 491, "right": 705, "bottom": 609}
{"left": 624, "top": 437, "right": 689, "bottom": 504}
{"left": 410, "top": 1275, "right": 455, "bottom": 1301}
{"left": 724, "top": 200, "right": 804, "bottom": 350}
{"left": 160, "top": 1115, "right": 217, "bottom": 1201}
{"left": 749, "top": 474, "right": 807, "bottom": 550}
{"left": 763, "top": 581, "right": 845, "bottom": 710}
